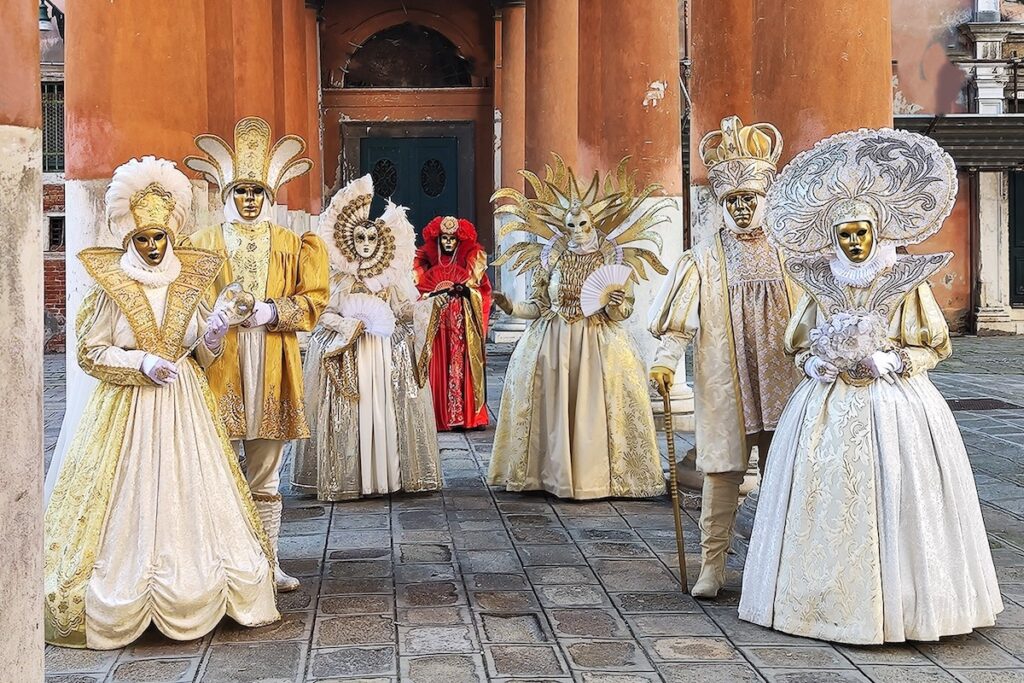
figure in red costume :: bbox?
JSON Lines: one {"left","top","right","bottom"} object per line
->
{"left": 414, "top": 215, "right": 492, "bottom": 430}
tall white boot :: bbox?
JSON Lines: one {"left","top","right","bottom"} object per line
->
{"left": 256, "top": 497, "right": 300, "bottom": 592}
{"left": 691, "top": 471, "right": 744, "bottom": 599}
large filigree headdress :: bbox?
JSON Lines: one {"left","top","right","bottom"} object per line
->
{"left": 318, "top": 174, "right": 416, "bottom": 293}
{"left": 184, "top": 116, "right": 313, "bottom": 204}
{"left": 492, "top": 154, "right": 669, "bottom": 281}
{"left": 105, "top": 156, "right": 193, "bottom": 247}
{"left": 699, "top": 116, "right": 783, "bottom": 200}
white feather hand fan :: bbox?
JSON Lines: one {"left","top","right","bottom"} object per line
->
{"left": 340, "top": 293, "right": 396, "bottom": 337}
{"left": 580, "top": 264, "right": 633, "bottom": 317}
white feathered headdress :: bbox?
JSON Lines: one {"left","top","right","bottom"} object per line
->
{"left": 105, "top": 156, "right": 193, "bottom": 247}
{"left": 319, "top": 174, "right": 417, "bottom": 294}
{"left": 184, "top": 116, "right": 312, "bottom": 204}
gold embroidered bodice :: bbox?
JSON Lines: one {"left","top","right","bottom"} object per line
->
{"left": 224, "top": 221, "right": 271, "bottom": 300}
{"left": 549, "top": 250, "right": 605, "bottom": 323}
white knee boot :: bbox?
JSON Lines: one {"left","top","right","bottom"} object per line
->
{"left": 255, "top": 497, "right": 300, "bottom": 592}
{"left": 691, "top": 471, "right": 744, "bottom": 598}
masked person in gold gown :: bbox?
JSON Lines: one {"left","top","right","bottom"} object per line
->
{"left": 290, "top": 175, "right": 441, "bottom": 499}
{"left": 488, "top": 156, "right": 669, "bottom": 500}
{"left": 183, "top": 117, "right": 329, "bottom": 591}
{"left": 44, "top": 157, "right": 279, "bottom": 650}
{"left": 648, "top": 117, "right": 802, "bottom": 598}
{"left": 739, "top": 128, "right": 1002, "bottom": 644}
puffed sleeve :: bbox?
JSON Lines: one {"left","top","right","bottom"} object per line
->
{"left": 893, "top": 282, "right": 951, "bottom": 376}
{"left": 510, "top": 268, "right": 551, "bottom": 320}
{"left": 648, "top": 253, "right": 700, "bottom": 369}
{"left": 315, "top": 276, "right": 365, "bottom": 348}
{"left": 268, "top": 232, "right": 330, "bottom": 333}
{"left": 784, "top": 293, "right": 819, "bottom": 371}
{"left": 76, "top": 286, "right": 152, "bottom": 386}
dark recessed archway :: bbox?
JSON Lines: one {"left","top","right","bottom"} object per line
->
{"left": 344, "top": 22, "right": 473, "bottom": 88}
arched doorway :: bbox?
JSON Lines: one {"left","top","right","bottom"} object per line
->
{"left": 320, "top": 5, "right": 495, "bottom": 246}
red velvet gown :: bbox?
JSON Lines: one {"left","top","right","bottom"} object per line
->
{"left": 414, "top": 245, "right": 491, "bottom": 430}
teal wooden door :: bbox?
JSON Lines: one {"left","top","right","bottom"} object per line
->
{"left": 1013, "top": 171, "right": 1024, "bottom": 306}
{"left": 360, "top": 136, "right": 459, "bottom": 239}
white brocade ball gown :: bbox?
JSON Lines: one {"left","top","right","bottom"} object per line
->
{"left": 738, "top": 283, "right": 1003, "bottom": 644}
{"left": 44, "top": 254, "right": 279, "bottom": 650}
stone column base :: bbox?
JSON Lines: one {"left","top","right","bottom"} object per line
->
{"left": 489, "top": 311, "right": 527, "bottom": 343}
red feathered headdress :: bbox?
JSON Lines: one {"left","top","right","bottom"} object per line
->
{"left": 424, "top": 215, "right": 478, "bottom": 243}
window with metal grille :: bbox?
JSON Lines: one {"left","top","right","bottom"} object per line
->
{"left": 48, "top": 216, "right": 65, "bottom": 252}
{"left": 42, "top": 81, "right": 65, "bottom": 172}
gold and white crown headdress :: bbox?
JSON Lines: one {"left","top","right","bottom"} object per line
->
{"left": 318, "top": 174, "right": 417, "bottom": 293}
{"left": 699, "top": 116, "right": 783, "bottom": 201}
{"left": 105, "top": 156, "right": 193, "bottom": 247}
{"left": 184, "top": 116, "right": 313, "bottom": 203}
{"left": 492, "top": 154, "right": 668, "bottom": 281}
{"left": 764, "top": 128, "right": 958, "bottom": 255}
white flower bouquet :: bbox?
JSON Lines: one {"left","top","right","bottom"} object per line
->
{"left": 808, "top": 311, "right": 890, "bottom": 372}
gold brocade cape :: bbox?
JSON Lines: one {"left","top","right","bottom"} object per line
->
{"left": 44, "top": 248, "right": 274, "bottom": 647}
{"left": 183, "top": 223, "right": 330, "bottom": 440}
{"left": 650, "top": 231, "right": 802, "bottom": 473}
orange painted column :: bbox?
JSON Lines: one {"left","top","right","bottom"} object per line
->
{"left": 754, "top": 0, "right": 893, "bottom": 163}
{"left": 0, "top": 0, "right": 43, "bottom": 676}
{"left": 524, "top": 0, "right": 578, "bottom": 171}
{"left": 282, "top": 0, "right": 312, "bottom": 212}
{"left": 305, "top": 6, "right": 323, "bottom": 212}
{"left": 577, "top": 0, "right": 683, "bottom": 193}
{"left": 499, "top": 1, "right": 527, "bottom": 192}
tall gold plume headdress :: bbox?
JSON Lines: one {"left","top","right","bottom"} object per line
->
{"left": 105, "top": 156, "right": 193, "bottom": 247}
{"left": 184, "top": 116, "right": 313, "bottom": 203}
{"left": 698, "top": 116, "right": 783, "bottom": 201}
{"left": 492, "top": 155, "right": 669, "bottom": 281}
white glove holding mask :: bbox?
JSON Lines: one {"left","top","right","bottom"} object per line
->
{"left": 805, "top": 356, "right": 839, "bottom": 384}
{"left": 141, "top": 354, "right": 178, "bottom": 386}
{"left": 204, "top": 308, "right": 230, "bottom": 349}
{"left": 241, "top": 300, "right": 277, "bottom": 329}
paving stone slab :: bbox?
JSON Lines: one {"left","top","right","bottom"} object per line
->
{"left": 283, "top": 504, "right": 329, "bottom": 522}
{"left": 511, "top": 526, "right": 573, "bottom": 545}
{"left": 329, "top": 547, "right": 391, "bottom": 561}
{"left": 526, "top": 565, "right": 600, "bottom": 585}
{"left": 308, "top": 646, "right": 396, "bottom": 679}
{"left": 213, "top": 612, "right": 311, "bottom": 643}
{"left": 592, "top": 560, "right": 679, "bottom": 592}
{"left": 330, "top": 513, "right": 390, "bottom": 529}
{"left": 761, "top": 670, "right": 871, "bottom": 682}
{"left": 536, "top": 584, "right": 611, "bottom": 609}
{"left": 278, "top": 533, "right": 328, "bottom": 559}
{"left": 321, "top": 577, "right": 392, "bottom": 595}
{"left": 397, "top": 606, "right": 474, "bottom": 626}
{"left": 951, "top": 670, "right": 1024, "bottom": 682}
{"left": 398, "top": 543, "right": 453, "bottom": 564}
{"left": 562, "top": 639, "right": 654, "bottom": 671}
{"left": 835, "top": 643, "right": 933, "bottom": 665}
{"left": 453, "top": 530, "right": 514, "bottom": 550}
{"left": 857, "top": 665, "right": 957, "bottom": 682}
{"left": 121, "top": 631, "right": 206, "bottom": 659}
{"left": 400, "top": 654, "right": 487, "bottom": 683}
{"left": 547, "top": 608, "right": 628, "bottom": 638}
{"left": 569, "top": 529, "right": 642, "bottom": 543}
{"left": 484, "top": 645, "right": 568, "bottom": 678}
{"left": 611, "top": 591, "right": 700, "bottom": 614}
{"left": 458, "top": 549, "right": 523, "bottom": 573}
{"left": 200, "top": 642, "right": 303, "bottom": 682}
{"left": 318, "top": 594, "right": 394, "bottom": 616}
{"left": 643, "top": 636, "right": 743, "bottom": 662}
{"left": 741, "top": 645, "right": 854, "bottom": 670}
{"left": 393, "top": 563, "right": 458, "bottom": 583}
{"left": 110, "top": 658, "right": 195, "bottom": 682}
{"left": 280, "top": 557, "right": 322, "bottom": 578}
{"left": 983, "top": 627, "right": 1024, "bottom": 656}
{"left": 466, "top": 572, "right": 530, "bottom": 591}
{"left": 277, "top": 579, "right": 318, "bottom": 612}
{"left": 315, "top": 615, "right": 396, "bottom": 647}
{"left": 704, "top": 606, "right": 817, "bottom": 645}
{"left": 328, "top": 530, "right": 392, "bottom": 548}
{"left": 398, "top": 625, "right": 478, "bottom": 654}
{"left": 577, "top": 673, "right": 662, "bottom": 683}
{"left": 396, "top": 581, "right": 464, "bottom": 608}
{"left": 519, "top": 544, "right": 587, "bottom": 566}
{"left": 44, "top": 647, "right": 118, "bottom": 675}
{"left": 470, "top": 590, "right": 541, "bottom": 611}
{"left": 504, "top": 513, "right": 562, "bottom": 527}
{"left": 916, "top": 632, "right": 1022, "bottom": 668}
{"left": 326, "top": 559, "right": 393, "bottom": 579}
{"left": 656, "top": 662, "right": 763, "bottom": 683}
{"left": 478, "top": 612, "right": 550, "bottom": 643}
{"left": 45, "top": 676, "right": 104, "bottom": 683}
{"left": 560, "top": 516, "right": 631, "bottom": 531}
{"left": 397, "top": 510, "right": 449, "bottom": 530}
{"left": 576, "top": 542, "right": 655, "bottom": 559}
{"left": 626, "top": 613, "right": 723, "bottom": 637}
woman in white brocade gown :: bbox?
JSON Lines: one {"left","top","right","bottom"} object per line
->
{"left": 290, "top": 174, "right": 440, "bottom": 500}
{"left": 44, "top": 157, "right": 278, "bottom": 650}
{"left": 739, "top": 129, "right": 1002, "bottom": 644}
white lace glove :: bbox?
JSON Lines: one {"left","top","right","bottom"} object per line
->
{"left": 863, "top": 350, "right": 903, "bottom": 380}
{"left": 241, "top": 300, "right": 277, "bottom": 329}
{"left": 204, "top": 308, "right": 230, "bottom": 350}
{"left": 140, "top": 354, "right": 178, "bottom": 386}
{"left": 805, "top": 356, "right": 839, "bottom": 384}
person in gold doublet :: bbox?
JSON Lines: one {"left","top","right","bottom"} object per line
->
{"left": 44, "top": 157, "right": 278, "bottom": 649}
{"left": 183, "top": 117, "right": 329, "bottom": 592}
{"left": 648, "top": 117, "right": 802, "bottom": 598}
{"left": 487, "top": 155, "right": 669, "bottom": 500}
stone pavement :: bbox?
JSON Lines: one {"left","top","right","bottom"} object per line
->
{"left": 43, "top": 336, "right": 1024, "bottom": 682}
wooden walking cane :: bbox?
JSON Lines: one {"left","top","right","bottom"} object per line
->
{"left": 660, "top": 387, "right": 689, "bottom": 593}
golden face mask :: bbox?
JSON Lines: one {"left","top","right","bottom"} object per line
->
{"left": 724, "top": 191, "right": 759, "bottom": 229}
{"left": 439, "top": 234, "right": 458, "bottom": 254}
{"left": 132, "top": 227, "right": 169, "bottom": 266}
{"left": 233, "top": 183, "right": 266, "bottom": 220}
{"left": 835, "top": 220, "right": 875, "bottom": 263}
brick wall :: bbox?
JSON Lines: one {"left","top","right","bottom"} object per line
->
{"left": 44, "top": 181, "right": 65, "bottom": 353}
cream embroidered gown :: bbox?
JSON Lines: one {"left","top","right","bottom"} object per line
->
{"left": 44, "top": 249, "right": 279, "bottom": 650}
{"left": 739, "top": 258, "right": 1002, "bottom": 644}
{"left": 488, "top": 250, "right": 665, "bottom": 500}
{"left": 291, "top": 274, "right": 441, "bottom": 499}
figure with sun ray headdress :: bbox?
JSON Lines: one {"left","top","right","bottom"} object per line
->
{"left": 487, "top": 154, "right": 670, "bottom": 500}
